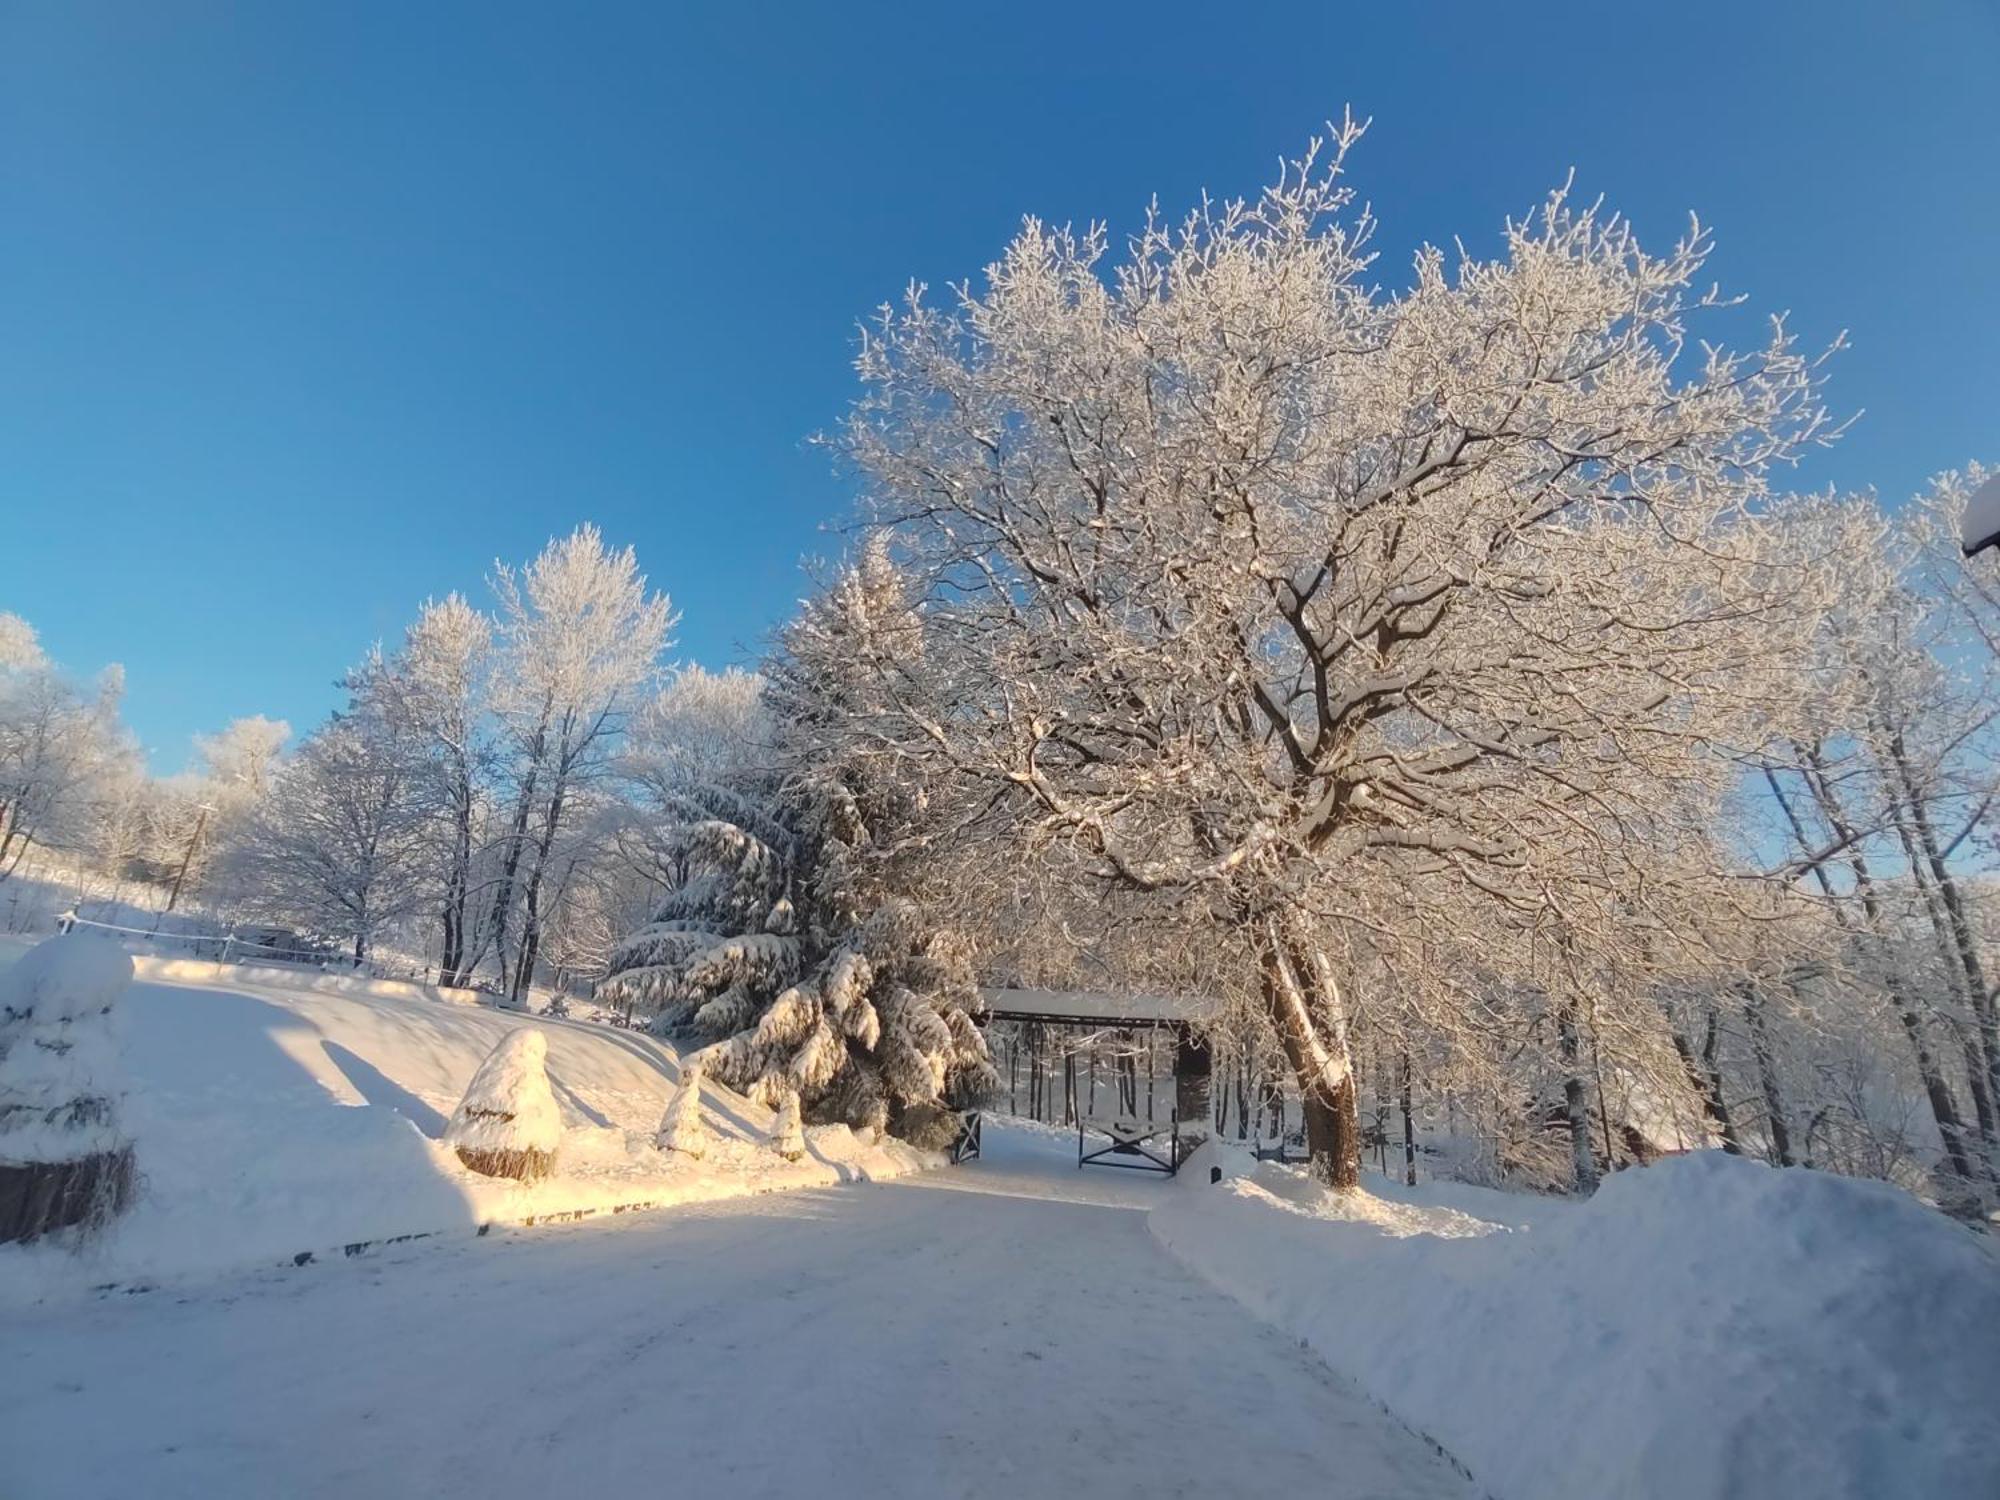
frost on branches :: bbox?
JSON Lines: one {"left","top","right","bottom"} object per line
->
{"left": 826, "top": 117, "right": 1845, "bottom": 1190}
{"left": 442, "top": 1028, "right": 562, "bottom": 1182}
{"left": 0, "top": 935, "right": 137, "bottom": 1244}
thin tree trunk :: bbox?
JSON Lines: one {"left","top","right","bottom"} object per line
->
{"left": 1743, "top": 986, "right": 1794, "bottom": 1167}
{"left": 1400, "top": 1051, "right": 1417, "bottom": 1187}
{"left": 1558, "top": 999, "right": 1599, "bottom": 1195}
{"left": 1883, "top": 786, "right": 1997, "bottom": 1141}
{"left": 1674, "top": 1019, "right": 1741, "bottom": 1153}
{"left": 1884, "top": 730, "right": 2000, "bottom": 1141}
{"left": 477, "top": 712, "right": 549, "bottom": 986}
{"left": 1796, "top": 747, "right": 1980, "bottom": 1179}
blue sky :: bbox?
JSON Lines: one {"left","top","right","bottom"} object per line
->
{"left": 3, "top": 2, "right": 1994, "bottom": 770}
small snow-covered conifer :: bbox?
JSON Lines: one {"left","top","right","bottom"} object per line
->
{"left": 0, "top": 935, "right": 136, "bottom": 1244}
{"left": 657, "top": 1060, "right": 707, "bottom": 1159}
{"left": 770, "top": 1089, "right": 805, "bottom": 1162}
{"left": 443, "top": 1028, "right": 562, "bottom": 1181}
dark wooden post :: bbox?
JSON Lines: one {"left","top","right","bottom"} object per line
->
{"left": 1174, "top": 1023, "right": 1212, "bottom": 1142}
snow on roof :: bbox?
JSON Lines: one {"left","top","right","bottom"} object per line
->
{"left": 977, "top": 987, "right": 1202, "bottom": 1026}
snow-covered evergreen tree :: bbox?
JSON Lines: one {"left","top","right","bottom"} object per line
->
{"left": 656, "top": 1060, "right": 707, "bottom": 1159}
{"left": 0, "top": 936, "right": 136, "bottom": 1244}
{"left": 442, "top": 1028, "right": 562, "bottom": 1181}
{"left": 596, "top": 561, "right": 997, "bottom": 1141}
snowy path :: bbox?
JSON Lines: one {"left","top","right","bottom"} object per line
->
{"left": 0, "top": 1126, "right": 1472, "bottom": 1500}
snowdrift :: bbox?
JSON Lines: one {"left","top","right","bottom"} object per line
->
{"left": 1152, "top": 1152, "right": 2000, "bottom": 1500}
{"left": 0, "top": 959, "right": 933, "bottom": 1301}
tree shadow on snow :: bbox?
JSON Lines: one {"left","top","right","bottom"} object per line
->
{"left": 322, "top": 1041, "right": 449, "bottom": 1138}
{"left": 547, "top": 1074, "right": 613, "bottom": 1130}
{"left": 115, "top": 983, "right": 482, "bottom": 1257}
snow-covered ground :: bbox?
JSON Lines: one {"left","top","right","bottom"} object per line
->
{"left": 1154, "top": 1152, "right": 2000, "bottom": 1500}
{"left": 0, "top": 1123, "right": 1473, "bottom": 1500}
{"left": 6, "top": 948, "right": 1995, "bottom": 1499}
{"left": 0, "top": 948, "right": 931, "bottom": 1300}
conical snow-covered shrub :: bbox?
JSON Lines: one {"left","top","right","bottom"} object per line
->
{"left": 0, "top": 935, "right": 137, "bottom": 1245}
{"left": 770, "top": 1089, "right": 805, "bottom": 1162}
{"left": 656, "top": 1060, "right": 707, "bottom": 1159}
{"left": 443, "top": 1028, "right": 561, "bottom": 1181}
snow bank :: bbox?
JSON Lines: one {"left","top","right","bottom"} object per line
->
{"left": 1152, "top": 1152, "right": 2000, "bottom": 1500}
{"left": 0, "top": 964, "right": 935, "bottom": 1302}
{"left": 134, "top": 954, "right": 485, "bottom": 1007}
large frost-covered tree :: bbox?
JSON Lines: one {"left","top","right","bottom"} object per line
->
{"left": 824, "top": 120, "right": 1843, "bottom": 1187}
{"left": 481, "top": 526, "right": 675, "bottom": 1005}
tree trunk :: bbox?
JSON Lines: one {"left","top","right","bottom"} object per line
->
{"left": 1885, "top": 730, "right": 2000, "bottom": 1129}
{"left": 1795, "top": 747, "right": 1982, "bottom": 1180}
{"left": 1743, "top": 987, "right": 1794, "bottom": 1167}
{"left": 1557, "top": 1000, "right": 1599, "bottom": 1195}
{"left": 1260, "top": 921, "right": 1360, "bottom": 1190}
{"left": 441, "top": 762, "right": 475, "bottom": 986}
{"left": 1674, "top": 1019, "right": 1741, "bottom": 1153}
{"left": 1884, "top": 783, "right": 1997, "bottom": 1143}
{"left": 1399, "top": 1051, "right": 1417, "bottom": 1187}
{"left": 478, "top": 714, "right": 548, "bottom": 985}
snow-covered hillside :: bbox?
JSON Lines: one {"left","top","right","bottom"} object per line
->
{"left": 0, "top": 952, "right": 932, "bottom": 1299}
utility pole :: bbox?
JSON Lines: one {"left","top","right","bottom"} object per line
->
{"left": 164, "top": 803, "right": 213, "bottom": 915}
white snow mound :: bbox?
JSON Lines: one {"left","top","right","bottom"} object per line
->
{"left": 1153, "top": 1150, "right": 2000, "bottom": 1500}
{"left": 0, "top": 935, "right": 135, "bottom": 1162}
{"left": 0, "top": 933, "right": 133, "bottom": 1034}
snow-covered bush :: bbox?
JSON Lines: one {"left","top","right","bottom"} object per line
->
{"left": 442, "top": 1028, "right": 561, "bottom": 1181}
{"left": 0, "top": 935, "right": 136, "bottom": 1245}
{"left": 656, "top": 1061, "right": 706, "bottom": 1159}
{"left": 770, "top": 1089, "right": 804, "bottom": 1162}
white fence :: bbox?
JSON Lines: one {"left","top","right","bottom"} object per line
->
{"left": 59, "top": 915, "right": 443, "bottom": 988}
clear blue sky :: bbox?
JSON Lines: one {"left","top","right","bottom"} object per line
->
{"left": 3, "top": 2, "right": 1994, "bottom": 770}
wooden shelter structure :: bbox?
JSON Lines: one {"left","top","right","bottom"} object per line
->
{"left": 977, "top": 989, "right": 1211, "bottom": 1175}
